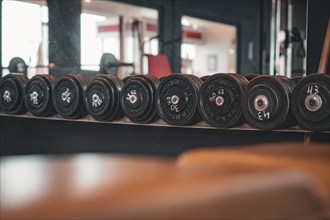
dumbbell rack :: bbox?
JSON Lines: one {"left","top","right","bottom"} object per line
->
{"left": 1, "top": 18, "right": 330, "bottom": 156}
{"left": 2, "top": 112, "right": 326, "bottom": 133}
{"left": 1, "top": 112, "right": 328, "bottom": 157}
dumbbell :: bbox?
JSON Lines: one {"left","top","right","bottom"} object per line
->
{"left": 120, "top": 75, "right": 160, "bottom": 123}
{"left": 291, "top": 74, "right": 330, "bottom": 131}
{"left": 24, "top": 74, "right": 57, "bottom": 117}
{"left": 156, "top": 74, "right": 203, "bottom": 126}
{"left": 84, "top": 75, "right": 124, "bottom": 121}
{"left": 241, "top": 75, "right": 296, "bottom": 130}
{"left": 53, "top": 74, "right": 90, "bottom": 119}
{"left": 0, "top": 73, "right": 29, "bottom": 114}
{"left": 99, "top": 53, "right": 134, "bottom": 75}
{"left": 8, "top": 57, "right": 28, "bottom": 75}
{"left": 199, "top": 73, "right": 249, "bottom": 128}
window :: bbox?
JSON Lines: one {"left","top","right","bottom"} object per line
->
{"left": 81, "top": 13, "right": 106, "bottom": 71}
{"left": 1, "top": 0, "right": 48, "bottom": 77}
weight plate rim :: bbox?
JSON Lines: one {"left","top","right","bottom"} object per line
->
{"left": 103, "top": 75, "right": 124, "bottom": 120}
{"left": 136, "top": 75, "right": 159, "bottom": 123}
{"left": 35, "top": 74, "right": 57, "bottom": 117}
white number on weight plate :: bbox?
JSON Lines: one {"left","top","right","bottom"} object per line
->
{"left": 258, "top": 111, "right": 270, "bottom": 120}
{"left": 167, "top": 96, "right": 179, "bottom": 113}
{"left": 307, "top": 85, "right": 318, "bottom": 95}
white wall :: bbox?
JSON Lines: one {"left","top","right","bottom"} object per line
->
{"left": 182, "top": 16, "right": 236, "bottom": 77}
{"left": 193, "top": 38, "right": 232, "bottom": 77}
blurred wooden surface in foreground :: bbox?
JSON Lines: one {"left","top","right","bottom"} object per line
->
{"left": 1, "top": 142, "right": 329, "bottom": 219}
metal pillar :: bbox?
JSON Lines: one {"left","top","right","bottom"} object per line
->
{"left": 285, "top": 0, "right": 293, "bottom": 78}
{"left": 270, "top": 0, "right": 281, "bottom": 75}
{"left": 47, "top": 0, "right": 81, "bottom": 77}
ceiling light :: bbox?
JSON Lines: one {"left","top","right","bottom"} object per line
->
{"left": 228, "top": 49, "right": 235, "bottom": 55}
{"left": 181, "top": 18, "right": 190, "bottom": 26}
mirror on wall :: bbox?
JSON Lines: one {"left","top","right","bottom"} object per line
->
{"left": 268, "top": 0, "right": 307, "bottom": 78}
{"left": 0, "top": 0, "right": 308, "bottom": 79}
{"left": 176, "top": 0, "right": 307, "bottom": 78}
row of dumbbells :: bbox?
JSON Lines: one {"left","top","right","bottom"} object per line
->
{"left": 0, "top": 73, "right": 329, "bottom": 131}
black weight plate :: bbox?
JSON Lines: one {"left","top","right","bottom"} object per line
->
{"left": 24, "top": 74, "right": 57, "bottom": 117}
{"left": 122, "top": 76, "right": 132, "bottom": 83}
{"left": 275, "top": 76, "right": 297, "bottom": 128}
{"left": 156, "top": 74, "right": 201, "bottom": 126}
{"left": 245, "top": 74, "right": 260, "bottom": 81}
{"left": 85, "top": 75, "right": 123, "bottom": 121}
{"left": 139, "top": 75, "right": 159, "bottom": 123}
{"left": 53, "top": 74, "right": 88, "bottom": 119}
{"left": 242, "top": 75, "right": 291, "bottom": 130}
{"left": 291, "top": 74, "right": 330, "bottom": 131}
{"left": 276, "top": 75, "right": 296, "bottom": 91}
{"left": 0, "top": 74, "right": 28, "bottom": 114}
{"left": 173, "top": 74, "right": 203, "bottom": 125}
{"left": 160, "top": 76, "right": 168, "bottom": 82}
{"left": 231, "top": 73, "right": 249, "bottom": 90}
{"left": 85, "top": 79, "right": 113, "bottom": 119}
{"left": 122, "top": 79, "right": 149, "bottom": 119}
{"left": 291, "top": 76, "right": 304, "bottom": 84}
{"left": 200, "top": 75, "right": 210, "bottom": 81}
{"left": 100, "top": 53, "right": 118, "bottom": 75}
{"left": 199, "top": 73, "right": 248, "bottom": 128}
{"left": 137, "top": 75, "right": 159, "bottom": 124}
{"left": 8, "top": 57, "right": 28, "bottom": 74}
{"left": 75, "top": 74, "right": 89, "bottom": 91}
{"left": 120, "top": 75, "right": 159, "bottom": 123}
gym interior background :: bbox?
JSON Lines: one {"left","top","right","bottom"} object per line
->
{"left": 0, "top": 0, "right": 329, "bottom": 219}
{"left": 0, "top": 0, "right": 329, "bottom": 155}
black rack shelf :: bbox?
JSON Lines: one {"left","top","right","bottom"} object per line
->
{"left": 1, "top": 112, "right": 329, "bottom": 157}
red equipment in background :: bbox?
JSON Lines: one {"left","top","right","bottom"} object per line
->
{"left": 146, "top": 54, "right": 171, "bottom": 78}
